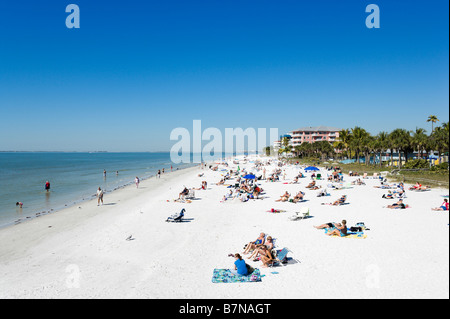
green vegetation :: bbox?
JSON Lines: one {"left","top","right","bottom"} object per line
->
{"left": 273, "top": 116, "right": 449, "bottom": 187}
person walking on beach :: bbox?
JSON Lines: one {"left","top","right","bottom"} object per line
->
{"left": 171, "top": 165, "right": 173, "bottom": 172}
{"left": 135, "top": 176, "right": 140, "bottom": 188}
{"left": 157, "top": 170, "right": 161, "bottom": 178}
{"left": 45, "top": 181, "right": 50, "bottom": 192}
{"left": 97, "top": 187, "right": 104, "bottom": 206}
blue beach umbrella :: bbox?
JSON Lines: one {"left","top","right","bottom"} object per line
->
{"left": 304, "top": 166, "right": 319, "bottom": 171}
{"left": 243, "top": 174, "right": 256, "bottom": 179}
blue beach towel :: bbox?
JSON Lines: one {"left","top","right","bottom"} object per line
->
{"left": 324, "top": 228, "right": 367, "bottom": 239}
{"left": 211, "top": 268, "right": 261, "bottom": 283}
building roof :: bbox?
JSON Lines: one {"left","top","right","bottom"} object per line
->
{"left": 291, "top": 126, "right": 341, "bottom": 132}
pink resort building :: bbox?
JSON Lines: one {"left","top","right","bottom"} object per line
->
{"left": 289, "top": 126, "right": 341, "bottom": 146}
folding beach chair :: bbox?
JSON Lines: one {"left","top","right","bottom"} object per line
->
{"left": 186, "top": 189, "right": 195, "bottom": 199}
{"left": 166, "top": 208, "right": 185, "bottom": 222}
{"left": 268, "top": 248, "right": 290, "bottom": 267}
{"left": 289, "top": 207, "right": 310, "bottom": 221}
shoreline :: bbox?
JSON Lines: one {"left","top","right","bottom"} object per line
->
{"left": 0, "top": 164, "right": 201, "bottom": 259}
{"left": 0, "top": 161, "right": 198, "bottom": 230}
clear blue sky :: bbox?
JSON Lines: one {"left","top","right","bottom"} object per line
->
{"left": 0, "top": 0, "right": 448, "bottom": 151}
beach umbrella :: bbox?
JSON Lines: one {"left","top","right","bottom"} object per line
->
{"left": 304, "top": 166, "right": 319, "bottom": 171}
{"left": 243, "top": 174, "right": 256, "bottom": 179}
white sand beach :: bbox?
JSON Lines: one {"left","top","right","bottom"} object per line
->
{"left": 0, "top": 156, "right": 448, "bottom": 299}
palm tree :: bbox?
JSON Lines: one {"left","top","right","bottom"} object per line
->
{"left": 430, "top": 122, "right": 449, "bottom": 165}
{"left": 389, "top": 128, "right": 412, "bottom": 168}
{"left": 411, "top": 127, "right": 428, "bottom": 159}
{"left": 375, "top": 131, "right": 389, "bottom": 167}
{"left": 427, "top": 115, "right": 439, "bottom": 133}
{"left": 350, "top": 127, "right": 369, "bottom": 163}
{"left": 337, "top": 129, "right": 352, "bottom": 159}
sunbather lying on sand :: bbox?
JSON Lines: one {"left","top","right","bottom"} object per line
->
{"left": 306, "top": 181, "right": 316, "bottom": 188}
{"left": 408, "top": 182, "right": 430, "bottom": 191}
{"left": 292, "top": 191, "right": 305, "bottom": 203}
{"left": 326, "top": 220, "right": 348, "bottom": 237}
{"left": 193, "top": 181, "right": 207, "bottom": 190}
{"left": 322, "top": 195, "right": 347, "bottom": 206}
{"left": 275, "top": 191, "right": 290, "bottom": 202}
{"left": 431, "top": 199, "right": 448, "bottom": 211}
{"left": 386, "top": 199, "right": 409, "bottom": 209}
{"left": 314, "top": 221, "right": 342, "bottom": 230}
{"left": 314, "top": 220, "right": 348, "bottom": 236}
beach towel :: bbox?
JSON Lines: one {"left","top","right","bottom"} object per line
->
{"left": 168, "top": 199, "right": 192, "bottom": 203}
{"left": 266, "top": 209, "right": 286, "bottom": 213}
{"left": 211, "top": 268, "right": 261, "bottom": 283}
{"left": 324, "top": 228, "right": 367, "bottom": 239}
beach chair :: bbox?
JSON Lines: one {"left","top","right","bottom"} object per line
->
{"left": 373, "top": 173, "right": 378, "bottom": 179}
{"left": 186, "top": 189, "right": 195, "bottom": 199}
{"left": 268, "top": 248, "right": 290, "bottom": 267}
{"left": 316, "top": 173, "right": 322, "bottom": 180}
{"left": 166, "top": 208, "right": 185, "bottom": 222}
{"left": 289, "top": 207, "right": 310, "bottom": 221}
{"left": 338, "top": 196, "right": 347, "bottom": 205}
{"left": 362, "top": 173, "right": 368, "bottom": 179}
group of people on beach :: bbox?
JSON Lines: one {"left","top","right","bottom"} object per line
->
{"left": 233, "top": 232, "right": 276, "bottom": 271}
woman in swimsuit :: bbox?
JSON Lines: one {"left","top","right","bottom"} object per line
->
{"left": 247, "top": 236, "right": 274, "bottom": 260}
{"left": 387, "top": 199, "right": 407, "bottom": 209}
{"left": 275, "top": 191, "right": 290, "bottom": 202}
{"left": 325, "top": 220, "right": 348, "bottom": 237}
{"left": 292, "top": 191, "right": 305, "bottom": 203}
{"left": 432, "top": 199, "right": 449, "bottom": 211}
{"left": 243, "top": 233, "right": 265, "bottom": 255}
{"left": 314, "top": 221, "right": 343, "bottom": 230}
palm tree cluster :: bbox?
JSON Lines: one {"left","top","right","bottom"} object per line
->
{"left": 276, "top": 116, "right": 448, "bottom": 168}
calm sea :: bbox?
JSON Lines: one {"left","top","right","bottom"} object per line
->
{"left": 0, "top": 152, "right": 196, "bottom": 228}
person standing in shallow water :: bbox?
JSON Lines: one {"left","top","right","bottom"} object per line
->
{"left": 45, "top": 181, "right": 50, "bottom": 192}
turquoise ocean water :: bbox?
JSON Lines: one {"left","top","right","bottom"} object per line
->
{"left": 0, "top": 152, "right": 197, "bottom": 228}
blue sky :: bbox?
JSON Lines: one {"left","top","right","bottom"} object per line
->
{"left": 0, "top": 0, "right": 448, "bottom": 151}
